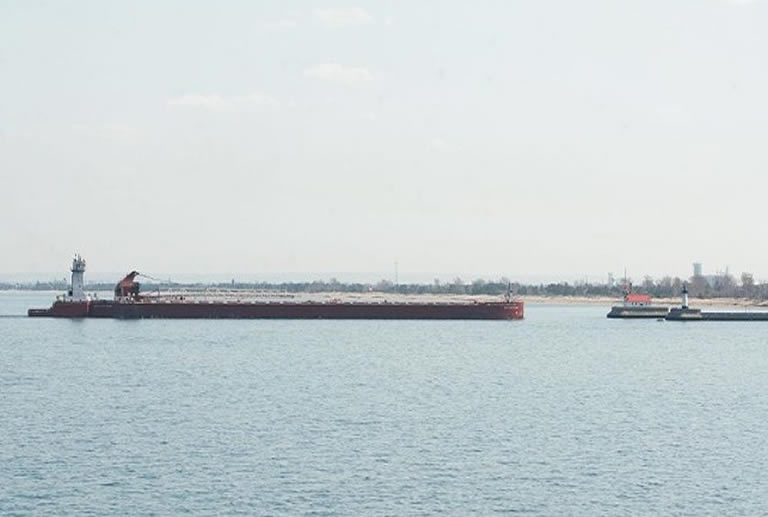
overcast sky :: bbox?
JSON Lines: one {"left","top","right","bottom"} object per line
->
{"left": 2, "top": 0, "right": 767, "bottom": 282}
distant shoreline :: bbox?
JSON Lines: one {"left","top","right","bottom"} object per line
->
{"left": 3, "top": 289, "right": 767, "bottom": 308}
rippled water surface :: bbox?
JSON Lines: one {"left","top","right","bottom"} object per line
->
{"left": 2, "top": 292, "right": 768, "bottom": 515}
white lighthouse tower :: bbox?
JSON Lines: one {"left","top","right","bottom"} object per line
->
{"left": 69, "top": 254, "right": 87, "bottom": 301}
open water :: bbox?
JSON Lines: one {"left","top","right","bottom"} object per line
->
{"left": 2, "top": 292, "right": 768, "bottom": 515}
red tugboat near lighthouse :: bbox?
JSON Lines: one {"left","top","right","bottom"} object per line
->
{"left": 28, "top": 256, "right": 524, "bottom": 320}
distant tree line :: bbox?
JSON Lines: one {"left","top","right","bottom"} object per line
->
{"left": 0, "top": 280, "right": 70, "bottom": 291}
{"left": 4, "top": 271, "right": 768, "bottom": 299}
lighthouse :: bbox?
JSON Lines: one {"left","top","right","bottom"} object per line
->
{"left": 681, "top": 283, "right": 689, "bottom": 310}
{"left": 69, "top": 254, "right": 87, "bottom": 301}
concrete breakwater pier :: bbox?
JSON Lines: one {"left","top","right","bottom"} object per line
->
{"left": 606, "top": 306, "right": 669, "bottom": 318}
{"left": 609, "top": 285, "right": 768, "bottom": 321}
{"left": 666, "top": 307, "right": 768, "bottom": 321}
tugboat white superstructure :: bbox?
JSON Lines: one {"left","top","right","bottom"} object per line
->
{"left": 68, "top": 254, "right": 88, "bottom": 301}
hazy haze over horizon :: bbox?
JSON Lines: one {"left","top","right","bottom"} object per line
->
{"left": 2, "top": 1, "right": 767, "bottom": 281}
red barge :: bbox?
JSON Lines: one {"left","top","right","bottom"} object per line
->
{"left": 28, "top": 256, "right": 524, "bottom": 320}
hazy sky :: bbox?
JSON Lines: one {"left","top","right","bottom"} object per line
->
{"left": 2, "top": 0, "right": 767, "bottom": 282}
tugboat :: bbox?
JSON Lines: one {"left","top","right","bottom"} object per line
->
{"left": 28, "top": 254, "right": 92, "bottom": 318}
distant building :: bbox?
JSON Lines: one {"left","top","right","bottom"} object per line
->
{"left": 693, "top": 262, "right": 703, "bottom": 277}
{"left": 691, "top": 262, "right": 732, "bottom": 290}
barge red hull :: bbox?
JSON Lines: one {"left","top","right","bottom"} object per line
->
{"left": 29, "top": 300, "right": 524, "bottom": 320}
